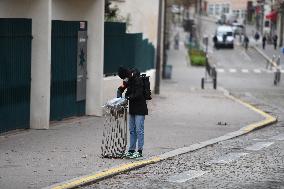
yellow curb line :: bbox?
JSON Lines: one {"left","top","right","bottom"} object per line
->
{"left": 50, "top": 157, "right": 161, "bottom": 189}
{"left": 226, "top": 95, "right": 277, "bottom": 133}
{"left": 48, "top": 93, "right": 277, "bottom": 189}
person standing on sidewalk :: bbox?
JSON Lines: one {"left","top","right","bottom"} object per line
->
{"left": 273, "top": 34, "right": 278, "bottom": 50}
{"left": 117, "top": 67, "right": 148, "bottom": 159}
{"left": 254, "top": 31, "right": 260, "bottom": 45}
{"left": 262, "top": 35, "right": 267, "bottom": 49}
{"left": 244, "top": 35, "right": 249, "bottom": 50}
{"left": 213, "top": 35, "right": 218, "bottom": 49}
{"left": 174, "top": 33, "right": 179, "bottom": 50}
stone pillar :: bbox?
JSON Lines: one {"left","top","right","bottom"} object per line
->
{"left": 86, "top": 0, "right": 105, "bottom": 116}
{"left": 30, "top": 0, "right": 52, "bottom": 129}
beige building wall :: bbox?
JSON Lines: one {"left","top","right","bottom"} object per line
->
{"left": 111, "top": 0, "right": 159, "bottom": 47}
{"left": 206, "top": 0, "right": 248, "bottom": 22}
{"left": 52, "top": 0, "right": 105, "bottom": 117}
{"left": 206, "top": 0, "right": 249, "bottom": 15}
{"left": 0, "top": 0, "right": 52, "bottom": 129}
{"left": 0, "top": 0, "right": 105, "bottom": 129}
{"left": 206, "top": 0, "right": 248, "bottom": 10}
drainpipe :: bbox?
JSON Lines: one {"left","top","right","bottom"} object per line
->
{"left": 162, "top": 0, "right": 167, "bottom": 79}
{"left": 155, "top": 0, "right": 164, "bottom": 94}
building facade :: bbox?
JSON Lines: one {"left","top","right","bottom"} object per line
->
{"left": 110, "top": 0, "right": 160, "bottom": 47}
{"left": 0, "top": 0, "right": 105, "bottom": 132}
{"left": 203, "top": 0, "right": 249, "bottom": 23}
{"left": 0, "top": 0, "right": 158, "bottom": 133}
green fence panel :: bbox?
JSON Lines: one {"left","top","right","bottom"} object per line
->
{"left": 134, "top": 38, "right": 144, "bottom": 72}
{"left": 104, "top": 34, "right": 130, "bottom": 75}
{"left": 104, "top": 21, "right": 155, "bottom": 75}
{"left": 135, "top": 38, "right": 155, "bottom": 72}
{"left": 104, "top": 33, "right": 143, "bottom": 75}
{"left": 50, "top": 20, "right": 86, "bottom": 121}
{"left": 147, "top": 43, "right": 155, "bottom": 70}
{"left": 149, "top": 43, "right": 155, "bottom": 69}
{"left": 105, "top": 22, "right": 126, "bottom": 35}
{"left": 0, "top": 18, "right": 32, "bottom": 133}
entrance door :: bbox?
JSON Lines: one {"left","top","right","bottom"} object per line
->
{"left": 0, "top": 19, "right": 32, "bottom": 133}
{"left": 50, "top": 20, "right": 87, "bottom": 121}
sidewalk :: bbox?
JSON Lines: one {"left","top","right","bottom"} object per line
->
{"left": 253, "top": 44, "right": 284, "bottom": 67}
{"left": 242, "top": 24, "right": 283, "bottom": 67}
{"left": 0, "top": 30, "right": 265, "bottom": 189}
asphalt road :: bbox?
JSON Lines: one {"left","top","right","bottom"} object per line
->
{"left": 82, "top": 20, "right": 284, "bottom": 189}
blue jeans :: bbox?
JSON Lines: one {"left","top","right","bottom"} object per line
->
{"left": 128, "top": 115, "right": 145, "bottom": 151}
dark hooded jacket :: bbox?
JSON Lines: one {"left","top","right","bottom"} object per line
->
{"left": 117, "top": 68, "right": 148, "bottom": 115}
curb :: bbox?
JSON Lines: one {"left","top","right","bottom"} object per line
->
{"left": 44, "top": 91, "right": 277, "bottom": 189}
{"left": 252, "top": 45, "right": 278, "bottom": 67}
{"left": 252, "top": 45, "right": 272, "bottom": 62}
{"left": 43, "top": 157, "right": 161, "bottom": 189}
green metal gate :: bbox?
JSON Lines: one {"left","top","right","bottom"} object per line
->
{"left": 0, "top": 19, "right": 32, "bottom": 133}
{"left": 50, "top": 20, "right": 87, "bottom": 121}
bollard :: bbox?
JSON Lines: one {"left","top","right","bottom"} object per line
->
{"left": 212, "top": 67, "right": 217, "bottom": 89}
{"left": 277, "top": 56, "right": 281, "bottom": 66}
{"left": 266, "top": 60, "right": 270, "bottom": 69}
{"left": 201, "top": 60, "right": 217, "bottom": 89}
{"left": 274, "top": 69, "right": 281, "bottom": 86}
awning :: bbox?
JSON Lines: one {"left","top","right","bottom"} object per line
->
{"left": 266, "top": 11, "right": 277, "bottom": 22}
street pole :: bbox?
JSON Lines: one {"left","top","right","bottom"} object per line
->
{"left": 260, "top": 3, "right": 264, "bottom": 35}
{"left": 154, "top": 0, "right": 164, "bottom": 94}
{"left": 279, "top": 3, "right": 284, "bottom": 47}
{"left": 162, "top": 0, "right": 168, "bottom": 79}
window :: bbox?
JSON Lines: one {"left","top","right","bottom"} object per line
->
{"left": 215, "top": 4, "right": 220, "bottom": 15}
{"left": 209, "top": 4, "right": 214, "bottom": 15}
{"left": 224, "top": 4, "right": 230, "bottom": 13}
{"left": 222, "top": 4, "right": 226, "bottom": 14}
{"left": 241, "top": 10, "right": 246, "bottom": 18}
{"left": 236, "top": 10, "right": 240, "bottom": 18}
{"left": 221, "top": 4, "right": 229, "bottom": 14}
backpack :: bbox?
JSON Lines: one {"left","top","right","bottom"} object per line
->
{"left": 140, "top": 74, "right": 152, "bottom": 100}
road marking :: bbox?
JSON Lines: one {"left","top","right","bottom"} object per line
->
{"left": 241, "top": 51, "right": 251, "bottom": 61}
{"left": 230, "top": 99, "right": 277, "bottom": 133}
{"left": 270, "top": 133, "right": 284, "bottom": 141}
{"left": 245, "top": 142, "right": 274, "bottom": 151}
{"left": 253, "top": 69, "right": 261, "bottom": 73}
{"left": 252, "top": 138, "right": 267, "bottom": 141}
{"left": 264, "top": 69, "right": 274, "bottom": 73}
{"left": 210, "top": 153, "right": 248, "bottom": 164}
{"left": 168, "top": 170, "right": 209, "bottom": 183}
{"left": 229, "top": 69, "right": 237, "bottom": 73}
{"left": 48, "top": 157, "right": 161, "bottom": 189}
{"left": 217, "top": 68, "right": 225, "bottom": 73}
{"left": 241, "top": 69, "right": 249, "bottom": 73}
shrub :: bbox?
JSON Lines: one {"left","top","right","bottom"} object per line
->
{"left": 188, "top": 47, "right": 206, "bottom": 66}
{"left": 189, "top": 49, "right": 205, "bottom": 57}
{"left": 190, "top": 55, "right": 206, "bottom": 66}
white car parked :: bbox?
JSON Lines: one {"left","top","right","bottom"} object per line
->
{"left": 214, "top": 25, "right": 234, "bottom": 49}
